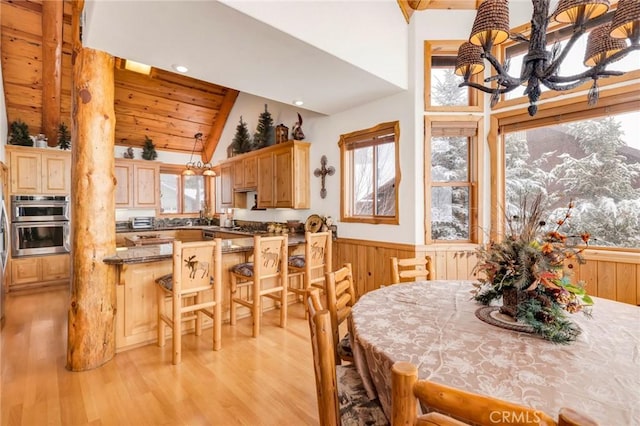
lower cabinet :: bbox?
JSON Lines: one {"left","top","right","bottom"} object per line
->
{"left": 10, "top": 253, "right": 70, "bottom": 292}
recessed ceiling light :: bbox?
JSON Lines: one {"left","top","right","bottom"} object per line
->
{"left": 124, "top": 60, "right": 151, "bottom": 75}
{"left": 293, "top": 100, "right": 304, "bottom": 106}
{"left": 172, "top": 64, "right": 189, "bottom": 73}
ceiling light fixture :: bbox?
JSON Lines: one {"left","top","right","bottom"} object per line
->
{"left": 455, "top": 0, "right": 640, "bottom": 116}
{"left": 293, "top": 99, "right": 304, "bottom": 106}
{"left": 172, "top": 64, "right": 189, "bottom": 73}
{"left": 183, "top": 133, "right": 216, "bottom": 176}
{"left": 124, "top": 59, "right": 151, "bottom": 75}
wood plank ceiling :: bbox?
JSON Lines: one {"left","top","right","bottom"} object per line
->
{"left": 1, "top": 0, "right": 238, "bottom": 161}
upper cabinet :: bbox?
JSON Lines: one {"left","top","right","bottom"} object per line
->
{"left": 221, "top": 141, "right": 309, "bottom": 209}
{"left": 7, "top": 146, "right": 71, "bottom": 195}
{"left": 115, "top": 159, "right": 160, "bottom": 209}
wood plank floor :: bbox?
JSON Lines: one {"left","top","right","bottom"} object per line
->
{"left": 1, "top": 288, "right": 319, "bottom": 425}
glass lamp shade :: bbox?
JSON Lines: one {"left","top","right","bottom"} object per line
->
{"left": 584, "top": 25, "right": 628, "bottom": 66}
{"left": 609, "top": 0, "right": 640, "bottom": 40}
{"left": 455, "top": 42, "right": 485, "bottom": 77}
{"left": 202, "top": 168, "right": 216, "bottom": 177}
{"left": 469, "top": 0, "right": 510, "bottom": 50}
{"left": 182, "top": 167, "right": 196, "bottom": 176}
{"left": 552, "top": 0, "right": 610, "bottom": 24}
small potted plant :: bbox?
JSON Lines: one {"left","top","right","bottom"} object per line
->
{"left": 9, "top": 120, "right": 33, "bottom": 146}
{"left": 57, "top": 123, "right": 71, "bottom": 150}
{"left": 141, "top": 136, "right": 157, "bottom": 160}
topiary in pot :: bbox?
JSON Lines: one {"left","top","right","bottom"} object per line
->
{"left": 141, "top": 136, "right": 157, "bottom": 160}
{"left": 10, "top": 120, "right": 32, "bottom": 146}
{"left": 57, "top": 123, "right": 71, "bottom": 150}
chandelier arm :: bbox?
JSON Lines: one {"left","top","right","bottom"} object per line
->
{"left": 459, "top": 80, "right": 517, "bottom": 95}
{"left": 540, "top": 78, "right": 593, "bottom": 92}
{"left": 543, "top": 26, "right": 587, "bottom": 79}
{"left": 483, "top": 50, "right": 523, "bottom": 87}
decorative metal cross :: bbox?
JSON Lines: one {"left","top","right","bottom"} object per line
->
{"left": 314, "top": 155, "right": 335, "bottom": 199}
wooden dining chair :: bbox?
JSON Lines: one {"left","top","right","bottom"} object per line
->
{"left": 156, "top": 239, "right": 223, "bottom": 365}
{"left": 305, "top": 288, "right": 388, "bottom": 426}
{"left": 326, "top": 263, "right": 357, "bottom": 364}
{"left": 390, "top": 255, "right": 434, "bottom": 284}
{"left": 391, "top": 361, "right": 599, "bottom": 426}
{"left": 229, "top": 234, "right": 288, "bottom": 337}
{"left": 288, "top": 231, "right": 333, "bottom": 306}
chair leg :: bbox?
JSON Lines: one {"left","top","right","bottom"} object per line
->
{"left": 157, "top": 288, "right": 166, "bottom": 347}
{"left": 195, "top": 292, "right": 202, "bottom": 337}
{"left": 172, "top": 293, "right": 182, "bottom": 365}
{"left": 230, "top": 274, "right": 237, "bottom": 326}
{"left": 213, "top": 299, "right": 221, "bottom": 351}
{"left": 252, "top": 281, "right": 261, "bottom": 338}
{"left": 280, "top": 285, "right": 288, "bottom": 329}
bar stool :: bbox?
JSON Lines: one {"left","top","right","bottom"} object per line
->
{"left": 156, "top": 239, "right": 223, "bottom": 365}
{"left": 229, "top": 235, "right": 288, "bottom": 337}
{"left": 288, "top": 231, "right": 332, "bottom": 304}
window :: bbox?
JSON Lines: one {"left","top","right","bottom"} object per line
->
{"left": 159, "top": 165, "right": 213, "bottom": 215}
{"left": 504, "top": 109, "right": 640, "bottom": 249}
{"left": 424, "top": 41, "right": 482, "bottom": 111}
{"left": 426, "top": 118, "right": 481, "bottom": 243}
{"left": 339, "top": 121, "right": 400, "bottom": 224}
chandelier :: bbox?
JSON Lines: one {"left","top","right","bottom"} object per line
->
{"left": 454, "top": 0, "right": 640, "bottom": 116}
{"left": 183, "top": 132, "right": 215, "bottom": 176}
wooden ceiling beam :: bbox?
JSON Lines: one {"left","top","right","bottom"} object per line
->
{"left": 42, "top": 0, "right": 64, "bottom": 146}
{"left": 202, "top": 89, "right": 239, "bottom": 163}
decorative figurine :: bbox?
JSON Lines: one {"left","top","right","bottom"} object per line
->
{"left": 123, "top": 147, "right": 135, "bottom": 159}
{"left": 292, "top": 113, "right": 305, "bottom": 140}
{"left": 314, "top": 155, "right": 335, "bottom": 199}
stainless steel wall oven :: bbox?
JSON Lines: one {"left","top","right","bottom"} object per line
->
{"left": 11, "top": 196, "right": 70, "bottom": 256}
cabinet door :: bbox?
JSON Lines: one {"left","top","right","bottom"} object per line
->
{"left": 220, "top": 163, "right": 234, "bottom": 207}
{"left": 42, "top": 153, "right": 71, "bottom": 194}
{"left": 257, "top": 153, "right": 274, "bottom": 208}
{"left": 243, "top": 157, "right": 258, "bottom": 189}
{"left": 11, "top": 257, "right": 42, "bottom": 286}
{"left": 10, "top": 151, "right": 41, "bottom": 194}
{"left": 274, "top": 148, "right": 293, "bottom": 208}
{"left": 121, "top": 263, "right": 163, "bottom": 338}
{"left": 133, "top": 163, "right": 159, "bottom": 208}
{"left": 232, "top": 160, "right": 244, "bottom": 190}
{"left": 41, "top": 254, "right": 70, "bottom": 280}
{"left": 114, "top": 161, "right": 133, "bottom": 207}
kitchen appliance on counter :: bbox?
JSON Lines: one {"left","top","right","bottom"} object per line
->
{"left": 11, "top": 195, "right": 70, "bottom": 257}
{"left": 130, "top": 217, "right": 154, "bottom": 230}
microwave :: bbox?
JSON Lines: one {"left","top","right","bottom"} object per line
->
{"left": 11, "top": 195, "right": 70, "bottom": 222}
{"left": 12, "top": 221, "right": 70, "bottom": 257}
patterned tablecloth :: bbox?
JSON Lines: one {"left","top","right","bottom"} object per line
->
{"left": 351, "top": 280, "right": 640, "bottom": 424}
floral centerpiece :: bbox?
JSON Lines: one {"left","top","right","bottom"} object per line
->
{"left": 472, "top": 194, "right": 594, "bottom": 344}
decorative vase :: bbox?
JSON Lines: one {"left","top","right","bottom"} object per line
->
{"left": 499, "top": 287, "right": 527, "bottom": 318}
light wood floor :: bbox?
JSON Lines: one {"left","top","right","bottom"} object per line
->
{"left": 1, "top": 288, "right": 319, "bottom": 426}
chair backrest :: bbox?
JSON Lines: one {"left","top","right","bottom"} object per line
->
{"left": 305, "top": 231, "right": 332, "bottom": 285}
{"left": 390, "top": 255, "right": 434, "bottom": 284}
{"left": 173, "top": 240, "right": 221, "bottom": 295}
{"left": 391, "top": 361, "right": 599, "bottom": 426}
{"left": 253, "top": 234, "right": 288, "bottom": 281}
{"left": 325, "top": 263, "right": 357, "bottom": 362}
{"left": 306, "top": 289, "right": 340, "bottom": 426}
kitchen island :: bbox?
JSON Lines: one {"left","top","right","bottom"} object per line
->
{"left": 104, "top": 234, "right": 305, "bottom": 352}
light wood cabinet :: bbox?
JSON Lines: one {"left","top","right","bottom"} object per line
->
{"left": 257, "top": 152, "right": 275, "bottom": 207}
{"left": 233, "top": 157, "right": 257, "bottom": 191}
{"left": 114, "top": 159, "right": 159, "bottom": 209}
{"left": 10, "top": 253, "right": 70, "bottom": 291}
{"left": 220, "top": 162, "right": 234, "bottom": 208}
{"left": 7, "top": 146, "right": 71, "bottom": 195}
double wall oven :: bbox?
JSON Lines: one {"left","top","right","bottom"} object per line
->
{"left": 11, "top": 195, "right": 70, "bottom": 257}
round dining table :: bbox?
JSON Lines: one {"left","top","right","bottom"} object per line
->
{"left": 350, "top": 280, "right": 640, "bottom": 425}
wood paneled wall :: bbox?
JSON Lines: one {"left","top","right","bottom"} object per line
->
{"left": 334, "top": 238, "right": 640, "bottom": 306}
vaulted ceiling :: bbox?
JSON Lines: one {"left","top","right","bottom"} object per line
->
{"left": 1, "top": 0, "right": 478, "bottom": 159}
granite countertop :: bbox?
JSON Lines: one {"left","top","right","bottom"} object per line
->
{"left": 104, "top": 234, "right": 306, "bottom": 265}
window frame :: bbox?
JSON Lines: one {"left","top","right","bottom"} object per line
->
{"left": 339, "top": 121, "right": 400, "bottom": 225}
{"left": 158, "top": 164, "right": 215, "bottom": 217}
{"left": 424, "top": 40, "right": 484, "bottom": 112}
{"left": 425, "top": 115, "right": 484, "bottom": 245}
{"left": 489, "top": 86, "right": 640, "bottom": 246}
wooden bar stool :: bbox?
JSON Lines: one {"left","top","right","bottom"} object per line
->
{"left": 288, "top": 231, "right": 332, "bottom": 307}
{"left": 156, "top": 239, "right": 223, "bottom": 365}
{"left": 229, "top": 235, "right": 288, "bottom": 337}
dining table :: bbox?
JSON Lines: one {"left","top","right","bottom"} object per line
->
{"left": 350, "top": 280, "right": 640, "bottom": 425}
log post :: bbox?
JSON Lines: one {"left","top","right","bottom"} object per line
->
{"left": 42, "top": 0, "right": 63, "bottom": 146}
{"left": 66, "top": 0, "right": 117, "bottom": 371}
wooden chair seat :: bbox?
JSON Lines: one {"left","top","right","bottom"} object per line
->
{"left": 288, "top": 254, "right": 306, "bottom": 268}
{"left": 229, "top": 235, "right": 288, "bottom": 337}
